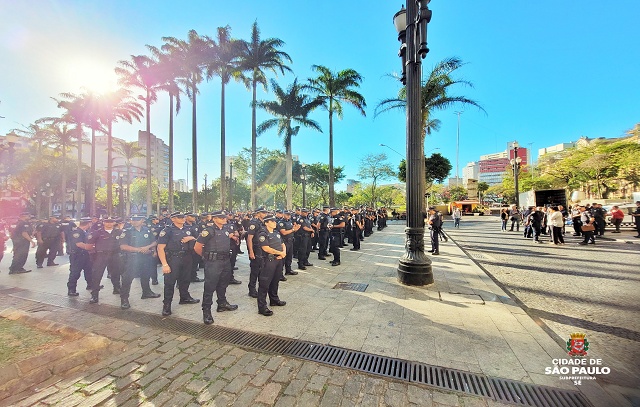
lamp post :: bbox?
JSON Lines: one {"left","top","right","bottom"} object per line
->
{"left": 510, "top": 141, "right": 522, "bottom": 209}
{"left": 204, "top": 174, "right": 208, "bottom": 212}
{"left": 393, "top": 1, "right": 433, "bottom": 286}
{"left": 118, "top": 175, "right": 124, "bottom": 218}
{"left": 45, "top": 183, "right": 53, "bottom": 218}
{"left": 379, "top": 143, "right": 404, "bottom": 158}
{"left": 228, "top": 159, "right": 234, "bottom": 211}
{"left": 70, "top": 189, "right": 76, "bottom": 218}
{"left": 301, "top": 164, "right": 307, "bottom": 208}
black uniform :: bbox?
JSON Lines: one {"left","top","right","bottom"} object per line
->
{"left": 317, "top": 212, "right": 330, "bottom": 258}
{"left": 330, "top": 213, "right": 345, "bottom": 263}
{"left": 10, "top": 220, "right": 33, "bottom": 272}
{"left": 118, "top": 226, "right": 157, "bottom": 300}
{"left": 36, "top": 221, "right": 62, "bottom": 267}
{"left": 428, "top": 212, "right": 442, "bottom": 253}
{"left": 88, "top": 228, "right": 123, "bottom": 299}
{"left": 67, "top": 227, "right": 92, "bottom": 293}
{"left": 225, "top": 220, "right": 241, "bottom": 278}
{"left": 278, "top": 218, "right": 295, "bottom": 273}
{"left": 157, "top": 224, "right": 194, "bottom": 305}
{"left": 257, "top": 229, "right": 284, "bottom": 312}
{"left": 247, "top": 218, "right": 264, "bottom": 296}
{"left": 296, "top": 216, "right": 312, "bottom": 268}
{"left": 59, "top": 219, "right": 76, "bottom": 255}
{"left": 350, "top": 213, "right": 362, "bottom": 250}
{"left": 185, "top": 221, "right": 202, "bottom": 282}
{"left": 196, "top": 225, "right": 232, "bottom": 310}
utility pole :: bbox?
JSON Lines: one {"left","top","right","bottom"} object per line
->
{"left": 454, "top": 111, "right": 462, "bottom": 186}
{"left": 185, "top": 158, "right": 191, "bottom": 192}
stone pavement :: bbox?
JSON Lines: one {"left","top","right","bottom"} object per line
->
{"left": 0, "top": 224, "right": 620, "bottom": 406}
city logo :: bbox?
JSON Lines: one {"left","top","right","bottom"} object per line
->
{"left": 566, "top": 332, "right": 589, "bottom": 357}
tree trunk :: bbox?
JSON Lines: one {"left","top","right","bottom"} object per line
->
{"left": 90, "top": 128, "right": 96, "bottom": 216}
{"left": 286, "top": 141, "right": 292, "bottom": 209}
{"left": 126, "top": 163, "right": 131, "bottom": 216}
{"left": 145, "top": 90, "right": 152, "bottom": 216}
{"left": 61, "top": 147, "right": 67, "bottom": 218}
{"left": 168, "top": 93, "right": 174, "bottom": 211}
{"left": 219, "top": 81, "right": 226, "bottom": 210}
{"left": 191, "top": 82, "right": 198, "bottom": 212}
{"left": 76, "top": 128, "right": 83, "bottom": 217}
{"left": 251, "top": 73, "right": 257, "bottom": 210}
{"left": 106, "top": 121, "right": 113, "bottom": 216}
{"left": 328, "top": 105, "right": 335, "bottom": 207}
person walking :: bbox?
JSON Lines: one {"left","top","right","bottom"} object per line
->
{"left": 578, "top": 206, "right": 596, "bottom": 245}
{"left": 570, "top": 205, "right": 582, "bottom": 236}
{"left": 508, "top": 205, "right": 521, "bottom": 232}
{"left": 35, "top": 215, "right": 63, "bottom": 268}
{"left": 548, "top": 206, "right": 565, "bottom": 245}
{"left": 427, "top": 207, "right": 441, "bottom": 255}
{"left": 87, "top": 217, "right": 122, "bottom": 304}
{"left": 66, "top": 217, "right": 93, "bottom": 296}
{"left": 8, "top": 212, "right": 34, "bottom": 274}
{"left": 500, "top": 208, "right": 509, "bottom": 232}
{"left": 610, "top": 205, "right": 624, "bottom": 233}
{"left": 256, "top": 216, "right": 287, "bottom": 316}
{"left": 452, "top": 207, "right": 462, "bottom": 228}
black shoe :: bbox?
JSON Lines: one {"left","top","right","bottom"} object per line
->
{"left": 304, "top": 263, "right": 313, "bottom": 267}
{"left": 152, "top": 280, "right": 159, "bottom": 285}
{"left": 269, "top": 300, "right": 286, "bottom": 306}
{"left": 238, "top": 251, "right": 244, "bottom": 254}
{"left": 285, "top": 270, "right": 298, "bottom": 276}
{"left": 233, "top": 266, "right": 239, "bottom": 270}
{"left": 349, "top": 248, "right": 359, "bottom": 251}
{"left": 179, "top": 297, "right": 200, "bottom": 304}
{"left": 578, "top": 242, "right": 588, "bottom": 245}
{"left": 216, "top": 302, "right": 239, "bottom": 312}
{"left": 37, "top": 265, "right": 43, "bottom": 269}
{"left": 47, "top": 262, "right": 59, "bottom": 266}
{"left": 427, "top": 249, "right": 434, "bottom": 253}
{"left": 280, "top": 276, "right": 287, "bottom": 281}
{"left": 68, "top": 290, "right": 79, "bottom": 297}
{"left": 162, "top": 304, "right": 172, "bottom": 316}
{"left": 259, "top": 308, "right": 274, "bottom": 316}
{"left": 191, "top": 277, "right": 204, "bottom": 283}
{"left": 318, "top": 256, "right": 326, "bottom": 260}
{"left": 229, "top": 278, "right": 242, "bottom": 285}
{"left": 248, "top": 291, "right": 258, "bottom": 298}
{"left": 203, "top": 309, "right": 214, "bottom": 325}
{"left": 432, "top": 252, "right": 440, "bottom": 255}
{"left": 331, "top": 261, "right": 340, "bottom": 266}
{"left": 141, "top": 291, "right": 161, "bottom": 299}
{"left": 89, "top": 295, "right": 99, "bottom": 304}
{"left": 297, "top": 265, "right": 306, "bottom": 270}
{"left": 113, "top": 287, "right": 121, "bottom": 295}
{"left": 121, "top": 299, "right": 131, "bottom": 310}
{"left": 9, "top": 269, "right": 31, "bottom": 274}
{"left": 588, "top": 242, "right": 595, "bottom": 245}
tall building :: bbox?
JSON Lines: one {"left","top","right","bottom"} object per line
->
{"left": 462, "top": 162, "right": 478, "bottom": 187}
{"left": 137, "top": 130, "right": 170, "bottom": 189}
{"left": 538, "top": 142, "right": 575, "bottom": 158}
{"left": 174, "top": 179, "right": 188, "bottom": 192}
{"left": 477, "top": 142, "right": 528, "bottom": 185}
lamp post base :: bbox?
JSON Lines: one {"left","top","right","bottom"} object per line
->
{"left": 397, "top": 227, "right": 434, "bottom": 286}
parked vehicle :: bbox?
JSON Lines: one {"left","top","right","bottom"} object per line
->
{"left": 518, "top": 189, "right": 568, "bottom": 209}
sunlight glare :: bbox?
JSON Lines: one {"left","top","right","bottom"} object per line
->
{"left": 63, "top": 58, "right": 118, "bottom": 93}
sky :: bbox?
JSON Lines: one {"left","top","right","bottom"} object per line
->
{"left": 1, "top": 0, "right": 638, "bottom": 191}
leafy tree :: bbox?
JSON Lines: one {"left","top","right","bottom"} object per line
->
{"left": 357, "top": 153, "right": 395, "bottom": 207}
{"left": 304, "top": 163, "right": 346, "bottom": 204}
{"left": 398, "top": 153, "right": 452, "bottom": 188}
{"left": 307, "top": 65, "right": 366, "bottom": 206}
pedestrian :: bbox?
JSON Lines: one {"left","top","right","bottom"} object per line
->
{"left": 329, "top": 207, "right": 345, "bottom": 266}
{"left": 592, "top": 203, "right": 607, "bottom": 237}
{"left": 578, "top": 206, "right": 596, "bottom": 245}
{"left": 156, "top": 212, "right": 200, "bottom": 317}
{"left": 87, "top": 217, "right": 123, "bottom": 304}
{"left": 548, "top": 206, "right": 565, "bottom": 245}
{"left": 35, "top": 215, "right": 63, "bottom": 268}
{"left": 255, "top": 215, "right": 287, "bottom": 316}
{"left": 247, "top": 208, "right": 269, "bottom": 297}
{"left": 66, "top": 217, "right": 93, "bottom": 296}
{"left": 500, "top": 208, "right": 509, "bottom": 231}
{"left": 508, "top": 205, "right": 521, "bottom": 231}
{"left": 194, "top": 210, "right": 238, "bottom": 325}
{"left": 528, "top": 207, "right": 545, "bottom": 243}
{"left": 632, "top": 201, "right": 640, "bottom": 238}
{"left": 453, "top": 207, "right": 462, "bottom": 228}
{"left": 610, "top": 205, "right": 624, "bottom": 233}
{"left": 8, "top": 212, "right": 34, "bottom": 274}
{"left": 118, "top": 214, "right": 161, "bottom": 309}
{"left": 427, "top": 207, "right": 441, "bottom": 255}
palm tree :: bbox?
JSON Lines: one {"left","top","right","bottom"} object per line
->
{"left": 148, "top": 44, "right": 183, "bottom": 211}
{"left": 97, "top": 89, "right": 143, "bottom": 215}
{"left": 204, "top": 26, "right": 244, "bottom": 209}
{"left": 375, "top": 57, "right": 485, "bottom": 138}
{"left": 307, "top": 65, "right": 366, "bottom": 206}
{"left": 239, "top": 21, "right": 292, "bottom": 209}
{"left": 43, "top": 123, "right": 76, "bottom": 218}
{"left": 112, "top": 140, "right": 145, "bottom": 216}
{"left": 162, "top": 30, "right": 208, "bottom": 211}
{"left": 14, "top": 122, "right": 51, "bottom": 217}
{"left": 256, "top": 79, "right": 323, "bottom": 209}
{"left": 115, "top": 55, "right": 162, "bottom": 215}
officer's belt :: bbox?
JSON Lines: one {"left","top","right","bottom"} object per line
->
{"left": 96, "top": 250, "right": 116, "bottom": 253}
{"left": 42, "top": 237, "right": 58, "bottom": 240}
{"left": 165, "top": 250, "right": 187, "bottom": 257}
{"left": 203, "top": 251, "right": 230, "bottom": 261}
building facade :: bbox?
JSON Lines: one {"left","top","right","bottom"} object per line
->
{"left": 477, "top": 142, "right": 528, "bottom": 185}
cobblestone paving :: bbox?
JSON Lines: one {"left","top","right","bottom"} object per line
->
{"left": 0, "top": 295, "right": 508, "bottom": 407}
{"left": 445, "top": 216, "right": 640, "bottom": 397}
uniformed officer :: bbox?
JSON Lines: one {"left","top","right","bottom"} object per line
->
{"left": 66, "top": 217, "right": 93, "bottom": 295}
{"left": 329, "top": 208, "right": 345, "bottom": 266}
{"left": 350, "top": 207, "right": 363, "bottom": 251}
{"left": 35, "top": 215, "right": 63, "bottom": 268}
{"left": 296, "top": 208, "right": 314, "bottom": 270}
{"left": 257, "top": 215, "right": 287, "bottom": 316}
{"left": 185, "top": 212, "right": 204, "bottom": 283}
{"left": 427, "top": 207, "right": 441, "bottom": 255}
{"left": 278, "top": 211, "right": 299, "bottom": 275}
{"left": 9, "top": 212, "right": 34, "bottom": 274}
{"left": 59, "top": 215, "right": 76, "bottom": 255}
{"left": 247, "top": 207, "right": 269, "bottom": 298}
{"left": 194, "top": 210, "right": 238, "bottom": 325}
{"left": 225, "top": 212, "right": 242, "bottom": 284}
{"left": 317, "top": 206, "right": 330, "bottom": 259}
{"left": 148, "top": 215, "right": 162, "bottom": 285}
{"left": 87, "top": 217, "right": 123, "bottom": 304}
{"left": 118, "top": 214, "right": 161, "bottom": 309}
{"left": 157, "top": 212, "right": 200, "bottom": 317}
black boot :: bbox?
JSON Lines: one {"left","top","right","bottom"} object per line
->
{"left": 162, "top": 303, "right": 172, "bottom": 316}
{"left": 68, "top": 289, "right": 79, "bottom": 297}
{"left": 121, "top": 298, "right": 131, "bottom": 309}
{"left": 203, "top": 309, "right": 214, "bottom": 325}
{"left": 89, "top": 293, "right": 99, "bottom": 304}
{"left": 141, "top": 290, "right": 161, "bottom": 299}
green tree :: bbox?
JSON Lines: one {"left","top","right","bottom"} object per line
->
{"left": 398, "top": 153, "right": 452, "bottom": 189}
{"left": 43, "top": 123, "right": 77, "bottom": 218}
{"left": 256, "top": 78, "right": 323, "bottom": 209}
{"left": 357, "top": 153, "right": 396, "bottom": 207}
{"left": 307, "top": 65, "right": 366, "bottom": 206}
{"left": 239, "top": 21, "right": 292, "bottom": 209}
{"left": 304, "top": 163, "right": 346, "bottom": 205}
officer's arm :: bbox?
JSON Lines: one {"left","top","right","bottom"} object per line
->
{"left": 247, "top": 233, "right": 255, "bottom": 257}
{"left": 261, "top": 244, "right": 284, "bottom": 257}
{"left": 194, "top": 242, "right": 204, "bottom": 256}
{"left": 335, "top": 221, "right": 346, "bottom": 228}
{"left": 120, "top": 244, "right": 141, "bottom": 253}
{"left": 36, "top": 230, "right": 43, "bottom": 243}
{"left": 21, "top": 231, "right": 31, "bottom": 242}
{"left": 157, "top": 244, "right": 169, "bottom": 266}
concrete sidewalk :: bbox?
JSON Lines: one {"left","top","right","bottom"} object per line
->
{"left": 0, "top": 224, "right": 617, "bottom": 406}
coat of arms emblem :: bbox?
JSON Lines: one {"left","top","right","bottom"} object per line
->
{"left": 566, "top": 332, "right": 589, "bottom": 357}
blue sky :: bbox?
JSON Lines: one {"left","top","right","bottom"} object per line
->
{"left": 1, "top": 0, "right": 638, "bottom": 189}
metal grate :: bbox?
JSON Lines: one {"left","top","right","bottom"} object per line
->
{"left": 4, "top": 287, "right": 593, "bottom": 407}
{"left": 332, "top": 282, "right": 369, "bottom": 292}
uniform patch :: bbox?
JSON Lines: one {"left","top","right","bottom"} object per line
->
{"left": 144, "top": 233, "right": 149, "bottom": 238}
{"left": 200, "top": 230, "right": 209, "bottom": 237}
{"left": 153, "top": 232, "right": 158, "bottom": 236}
{"left": 258, "top": 236, "right": 266, "bottom": 242}
{"left": 87, "top": 234, "right": 93, "bottom": 240}
{"left": 225, "top": 231, "right": 229, "bottom": 236}
{"left": 249, "top": 224, "right": 255, "bottom": 230}
{"left": 72, "top": 232, "right": 80, "bottom": 238}
{"left": 276, "top": 233, "right": 280, "bottom": 239}
{"left": 159, "top": 230, "right": 166, "bottom": 237}
{"left": 186, "top": 231, "right": 191, "bottom": 235}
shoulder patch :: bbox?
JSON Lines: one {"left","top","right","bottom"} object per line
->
{"left": 225, "top": 231, "right": 229, "bottom": 236}
{"left": 200, "top": 230, "right": 209, "bottom": 237}
{"left": 249, "top": 224, "right": 255, "bottom": 230}
{"left": 278, "top": 222, "right": 284, "bottom": 227}
{"left": 258, "top": 236, "right": 266, "bottom": 242}
{"left": 186, "top": 231, "right": 191, "bottom": 235}
{"left": 143, "top": 233, "right": 149, "bottom": 238}
{"left": 276, "top": 233, "right": 280, "bottom": 239}
{"left": 87, "top": 234, "right": 93, "bottom": 240}
{"left": 159, "top": 230, "right": 166, "bottom": 237}
{"left": 72, "top": 232, "right": 80, "bottom": 238}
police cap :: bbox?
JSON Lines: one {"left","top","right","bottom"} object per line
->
{"left": 170, "top": 211, "right": 185, "bottom": 218}
{"left": 131, "top": 215, "right": 145, "bottom": 221}
{"left": 263, "top": 216, "right": 277, "bottom": 223}
{"left": 211, "top": 210, "right": 227, "bottom": 218}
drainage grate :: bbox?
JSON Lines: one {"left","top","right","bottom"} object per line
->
{"left": 332, "top": 282, "right": 368, "bottom": 292}
{"left": 5, "top": 288, "right": 593, "bottom": 407}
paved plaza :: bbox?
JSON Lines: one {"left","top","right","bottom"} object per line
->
{"left": 0, "top": 221, "right": 630, "bottom": 406}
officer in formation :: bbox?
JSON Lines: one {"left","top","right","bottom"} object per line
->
{"left": 66, "top": 217, "right": 93, "bottom": 295}
{"left": 316, "top": 206, "right": 331, "bottom": 260}
{"left": 59, "top": 215, "right": 76, "bottom": 255}
{"left": 246, "top": 207, "right": 269, "bottom": 298}
{"left": 328, "top": 207, "right": 345, "bottom": 266}
{"left": 225, "top": 212, "right": 243, "bottom": 284}
{"left": 8, "top": 212, "right": 35, "bottom": 274}
{"left": 157, "top": 212, "right": 200, "bottom": 317}
{"left": 278, "top": 211, "right": 299, "bottom": 275}
{"left": 87, "top": 217, "right": 123, "bottom": 304}
{"left": 349, "top": 207, "right": 364, "bottom": 251}
{"left": 35, "top": 215, "right": 63, "bottom": 268}
{"left": 185, "top": 212, "right": 204, "bottom": 283}
{"left": 194, "top": 210, "right": 238, "bottom": 325}
{"left": 118, "top": 214, "right": 161, "bottom": 309}
{"left": 295, "top": 208, "right": 314, "bottom": 270}
{"left": 427, "top": 207, "right": 442, "bottom": 255}
{"left": 256, "top": 215, "right": 287, "bottom": 316}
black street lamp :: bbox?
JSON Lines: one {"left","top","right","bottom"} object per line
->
{"left": 394, "top": 1, "right": 434, "bottom": 286}
{"left": 204, "top": 174, "right": 208, "bottom": 212}
{"left": 118, "top": 175, "right": 124, "bottom": 218}
{"left": 510, "top": 141, "right": 523, "bottom": 209}
{"left": 228, "top": 159, "right": 235, "bottom": 211}
{"left": 301, "top": 164, "right": 307, "bottom": 209}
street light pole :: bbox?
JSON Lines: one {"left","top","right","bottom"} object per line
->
{"left": 394, "top": 1, "right": 433, "bottom": 286}
{"left": 301, "top": 164, "right": 307, "bottom": 208}
{"left": 379, "top": 143, "right": 404, "bottom": 159}
{"left": 510, "top": 141, "right": 522, "bottom": 209}
{"left": 228, "top": 160, "right": 234, "bottom": 211}
{"left": 204, "top": 174, "right": 208, "bottom": 212}
{"left": 454, "top": 111, "right": 462, "bottom": 186}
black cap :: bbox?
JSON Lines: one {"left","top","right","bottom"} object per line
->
{"left": 211, "top": 210, "right": 227, "bottom": 218}
{"left": 330, "top": 207, "right": 340, "bottom": 211}
{"left": 322, "top": 205, "right": 330, "bottom": 209}
{"left": 148, "top": 215, "right": 158, "bottom": 220}
{"left": 263, "top": 216, "right": 277, "bottom": 223}
{"left": 283, "top": 210, "right": 292, "bottom": 215}
{"left": 79, "top": 217, "right": 92, "bottom": 222}
{"left": 184, "top": 212, "right": 195, "bottom": 217}
{"left": 301, "top": 208, "right": 309, "bottom": 213}
{"left": 275, "top": 209, "right": 283, "bottom": 214}
{"left": 103, "top": 217, "right": 116, "bottom": 222}
{"left": 131, "top": 215, "right": 145, "bottom": 221}
{"left": 255, "top": 207, "right": 269, "bottom": 213}
{"left": 170, "top": 211, "right": 185, "bottom": 218}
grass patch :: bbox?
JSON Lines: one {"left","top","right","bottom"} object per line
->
{"left": 0, "top": 318, "right": 64, "bottom": 366}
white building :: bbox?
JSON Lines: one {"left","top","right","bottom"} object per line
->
{"left": 538, "top": 142, "right": 576, "bottom": 157}
{"left": 174, "top": 179, "right": 188, "bottom": 192}
{"left": 462, "top": 162, "right": 478, "bottom": 187}
{"left": 137, "top": 130, "right": 170, "bottom": 189}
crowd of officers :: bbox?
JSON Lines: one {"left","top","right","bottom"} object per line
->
{"left": 2, "top": 206, "right": 388, "bottom": 325}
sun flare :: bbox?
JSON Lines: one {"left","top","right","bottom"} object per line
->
{"left": 62, "top": 58, "right": 119, "bottom": 94}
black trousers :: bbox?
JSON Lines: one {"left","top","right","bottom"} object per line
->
{"left": 191, "top": 251, "right": 201, "bottom": 280}
{"left": 257, "top": 257, "right": 283, "bottom": 311}
{"left": 163, "top": 254, "right": 193, "bottom": 305}
{"left": 594, "top": 218, "right": 606, "bottom": 236}
{"left": 36, "top": 238, "right": 58, "bottom": 266}
{"left": 509, "top": 219, "right": 519, "bottom": 231}
{"left": 572, "top": 218, "right": 582, "bottom": 236}
{"left": 430, "top": 228, "right": 439, "bottom": 252}
{"left": 91, "top": 252, "right": 122, "bottom": 297}
{"left": 551, "top": 226, "right": 565, "bottom": 244}
{"left": 248, "top": 255, "right": 264, "bottom": 293}
{"left": 121, "top": 253, "right": 154, "bottom": 300}
{"left": 202, "top": 257, "right": 231, "bottom": 310}
{"left": 581, "top": 230, "right": 595, "bottom": 244}
{"left": 318, "top": 230, "right": 329, "bottom": 256}
{"left": 351, "top": 228, "right": 361, "bottom": 249}
{"left": 10, "top": 240, "right": 30, "bottom": 271}
{"left": 329, "top": 233, "right": 341, "bottom": 262}
{"left": 68, "top": 252, "right": 92, "bottom": 291}
{"left": 283, "top": 239, "right": 293, "bottom": 272}
{"left": 297, "top": 234, "right": 310, "bottom": 265}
